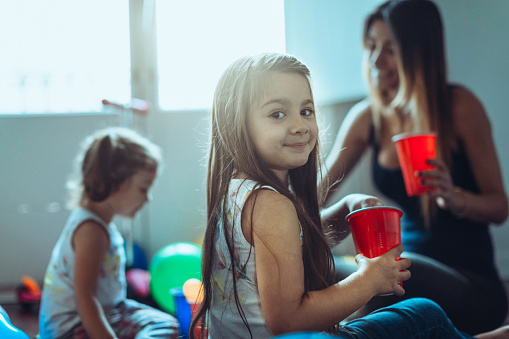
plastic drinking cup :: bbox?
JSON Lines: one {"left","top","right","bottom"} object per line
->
{"left": 392, "top": 132, "right": 436, "bottom": 196}
{"left": 346, "top": 206, "right": 403, "bottom": 288}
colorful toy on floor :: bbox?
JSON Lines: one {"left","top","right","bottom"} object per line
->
{"left": 272, "top": 332, "right": 339, "bottom": 338}
{"left": 16, "top": 276, "right": 41, "bottom": 312}
{"left": 0, "top": 305, "right": 8, "bottom": 319}
{"left": 170, "top": 287, "right": 191, "bottom": 338}
{"left": 169, "top": 279, "right": 205, "bottom": 339}
{"left": 132, "top": 242, "right": 149, "bottom": 270}
{"left": 126, "top": 268, "right": 150, "bottom": 297}
{"left": 149, "top": 242, "right": 202, "bottom": 314}
{"left": 0, "top": 312, "right": 30, "bottom": 339}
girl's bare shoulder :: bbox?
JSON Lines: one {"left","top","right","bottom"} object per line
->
{"left": 247, "top": 188, "right": 295, "bottom": 215}
{"left": 244, "top": 189, "right": 298, "bottom": 232}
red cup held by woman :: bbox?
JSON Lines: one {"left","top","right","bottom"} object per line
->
{"left": 392, "top": 132, "right": 436, "bottom": 197}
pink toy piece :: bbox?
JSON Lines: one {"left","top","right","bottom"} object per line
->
{"left": 126, "top": 269, "right": 150, "bottom": 297}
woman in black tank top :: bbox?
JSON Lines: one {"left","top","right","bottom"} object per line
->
{"left": 321, "top": 0, "right": 508, "bottom": 335}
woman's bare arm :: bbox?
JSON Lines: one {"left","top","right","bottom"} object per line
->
{"left": 422, "top": 87, "right": 508, "bottom": 224}
{"left": 320, "top": 100, "right": 373, "bottom": 205}
{"left": 73, "top": 221, "right": 117, "bottom": 339}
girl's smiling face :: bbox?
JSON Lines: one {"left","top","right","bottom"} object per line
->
{"left": 248, "top": 72, "right": 317, "bottom": 183}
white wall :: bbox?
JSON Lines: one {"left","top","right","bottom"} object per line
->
{"left": 285, "top": 0, "right": 509, "bottom": 277}
{"left": 0, "top": 112, "right": 211, "bottom": 287}
{"left": 1, "top": 0, "right": 508, "bottom": 287}
{"left": 0, "top": 115, "right": 120, "bottom": 286}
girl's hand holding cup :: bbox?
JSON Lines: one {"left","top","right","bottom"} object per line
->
{"left": 355, "top": 244, "right": 411, "bottom": 297}
{"left": 346, "top": 206, "right": 409, "bottom": 295}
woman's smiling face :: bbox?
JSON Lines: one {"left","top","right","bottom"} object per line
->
{"left": 365, "top": 19, "right": 399, "bottom": 93}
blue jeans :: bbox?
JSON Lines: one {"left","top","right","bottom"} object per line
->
{"left": 338, "top": 298, "right": 473, "bottom": 338}
{"left": 333, "top": 253, "right": 507, "bottom": 334}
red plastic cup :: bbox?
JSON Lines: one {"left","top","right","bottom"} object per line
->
{"left": 346, "top": 206, "right": 403, "bottom": 288}
{"left": 392, "top": 132, "right": 436, "bottom": 197}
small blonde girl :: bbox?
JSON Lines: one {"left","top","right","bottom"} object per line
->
{"left": 187, "top": 53, "right": 503, "bottom": 339}
{"left": 39, "top": 127, "right": 179, "bottom": 339}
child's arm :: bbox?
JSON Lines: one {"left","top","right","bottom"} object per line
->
{"left": 321, "top": 193, "right": 383, "bottom": 246}
{"left": 244, "top": 190, "right": 410, "bottom": 335}
{"left": 72, "top": 221, "right": 118, "bottom": 339}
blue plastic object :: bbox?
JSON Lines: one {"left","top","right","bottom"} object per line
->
{"left": 170, "top": 287, "right": 192, "bottom": 338}
{"left": 132, "top": 242, "right": 148, "bottom": 270}
{"left": 272, "top": 332, "right": 339, "bottom": 339}
{"left": 0, "top": 313, "right": 30, "bottom": 339}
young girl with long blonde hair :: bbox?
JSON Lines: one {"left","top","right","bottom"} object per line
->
{"left": 188, "top": 53, "right": 508, "bottom": 338}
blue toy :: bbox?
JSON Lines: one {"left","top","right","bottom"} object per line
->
{"left": 149, "top": 242, "right": 202, "bottom": 314}
{"left": 132, "top": 242, "right": 148, "bottom": 270}
{"left": 170, "top": 287, "right": 192, "bottom": 339}
{"left": 272, "top": 332, "right": 339, "bottom": 339}
{"left": 0, "top": 312, "right": 30, "bottom": 339}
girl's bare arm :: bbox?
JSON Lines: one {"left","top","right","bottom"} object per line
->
{"left": 245, "top": 190, "right": 410, "bottom": 335}
{"left": 73, "top": 221, "right": 117, "bottom": 339}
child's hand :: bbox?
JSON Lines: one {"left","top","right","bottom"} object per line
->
{"left": 355, "top": 244, "right": 411, "bottom": 296}
{"left": 346, "top": 193, "right": 384, "bottom": 213}
{"left": 321, "top": 194, "right": 384, "bottom": 246}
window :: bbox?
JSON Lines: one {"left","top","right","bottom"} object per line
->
{"left": 0, "top": 0, "right": 285, "bottom": 114}
{"left": 155, "top": 0, "right": 285, "bottom": 111}
{"left": 0, "top": 0, "right": 131, "bottom": 114}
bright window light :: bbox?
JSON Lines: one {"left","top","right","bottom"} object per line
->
{"left": 0, "top": 1, "right": 131, "bottom": 114}
{"left": 156, "top": 0, "right": 286, "bottom": 111}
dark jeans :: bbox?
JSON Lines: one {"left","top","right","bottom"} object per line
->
{"left": 271, "top": 298, "right": 472, "bottom": 338}
{"left": 340, "top": 298, "right": 472, "bottom": 338}
{"left": 334, "top": 252, "right": 508, "bottom": 335}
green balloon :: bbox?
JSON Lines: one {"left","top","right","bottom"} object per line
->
{"left": 149, "top": 242, "right": 202, "bottom": 314}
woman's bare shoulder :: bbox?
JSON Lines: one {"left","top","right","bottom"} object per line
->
{"left": 450, "top": 85, "right": 488, "bottom": 123}
{"left": 451, "top": 86, "right": 484, "bottom": 114}
{"left": 450, "top": 85, "right": 491, "bottom": 139}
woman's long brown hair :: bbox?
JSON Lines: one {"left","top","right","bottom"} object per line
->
{"left": 189, "top": 53, "right": 335, "bottom": 338}
{"left": 364, "top": 0, "right": 453, "bottom": 224}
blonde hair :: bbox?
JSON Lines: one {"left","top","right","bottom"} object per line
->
{"left": 66, "top": 127, "right": 161, "bottom": 208}
{"left": 192, "top": 53, "right": 336, "bottom": 337}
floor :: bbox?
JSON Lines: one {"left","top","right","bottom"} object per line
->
{"left": 0, "top": 282, "right": 159, "bottom": 338}
{"left": 2, "top": 281, "right": 509, "bottom": 338}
